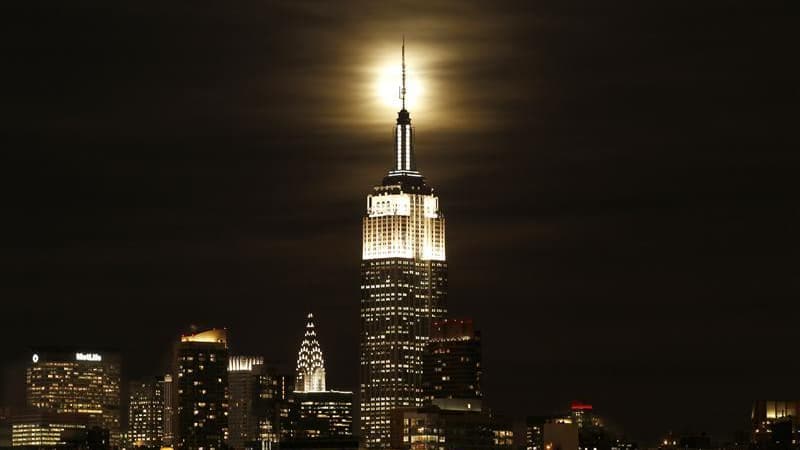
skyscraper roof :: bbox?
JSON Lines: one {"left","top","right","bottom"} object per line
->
{"left": 180, "top": 328, "right": 227, "bottom": 345}
{"left": 295, "top": 313, "right": 326, "bottom": 392}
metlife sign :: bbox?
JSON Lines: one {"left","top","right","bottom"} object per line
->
{"left": 75, "top": 352, "right": 102, "bottom": 362}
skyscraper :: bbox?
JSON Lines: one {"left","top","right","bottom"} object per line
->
{"left": 287, "top": 314, "right": 354, "bottom": 446}
{"left": 175, "top": 328, "right": 229, "bottom": 450}
{"left": 26, "top": 348, "right": 121, "bottom": 446}
{"left": 163, "top": 374, "right": 174, "bottom": 448}
{"left": 128, "top": 377, "right": 165, "bottom": 448}
{"left": 423, "top": 318, "right": 482, "bottom": 408}
{"left": 295, "top": 314, "right": 325, "bottom": 394}
{"left": 228, "top": 356, "right": 265, "bottom": 450}
{"left": 253, "top": 367, "right": 286, "bottom": 448}
{"left": 359, "top": 41, "right": 448, "bottom": 448}
{"left": 751, "top": 400, "right": 800, "bottom": 450}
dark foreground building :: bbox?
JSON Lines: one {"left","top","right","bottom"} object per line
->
{"left": 423, "top": 318, "right": 482, "bottom": 406}
{"left": 390, "top": 404, "right": 493, "bottom": 450}
{"left": 752, "top": 400, "right": 800, "bottom": 450}
{"left": 175, "top": 328, "right": 229, "bottom": 450}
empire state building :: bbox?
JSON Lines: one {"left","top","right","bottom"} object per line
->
{"left": 359, "top": 42, "right": 447, "bottom": 448}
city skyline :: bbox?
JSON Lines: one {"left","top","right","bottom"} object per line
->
{"left": 1, "top": 1, "right": 798, "bottom": 447}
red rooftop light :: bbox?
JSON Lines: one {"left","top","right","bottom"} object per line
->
{"left": 571, "top": 401, "right": 593, "bottom": 411}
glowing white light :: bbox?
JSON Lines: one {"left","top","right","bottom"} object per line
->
{"left": 296, "top": 313, "right": 326, "bottom": 393}
{"left": 228, "top": 356, "right": 264, "bottom": 372}
{"left": 75, "top": 352, "right": 102, "bottom": 362}
{"left": 363, "top": 192, "right": 445, "bottom": 261}
{"left": 374, "top": 63, "right": 423, "bottom": 110}
{"left": 368, "top": 194, "right": 411, "bottom": 217}
{"left": 404, "top": 125, "right": 411, "bottom": 170}
{"left": 396, "top": 125, "right": 402, "bottom": 169}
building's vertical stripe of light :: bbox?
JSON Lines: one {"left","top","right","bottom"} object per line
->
{"left": 396, "top": 125, "right": 402, "bottom": 171}
{"left": 404, "top": 125, "right": 411, "bottom": 170}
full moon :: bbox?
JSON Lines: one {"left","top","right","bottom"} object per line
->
{"left": 373, "top": 62, "right": 424, "bottom": 110}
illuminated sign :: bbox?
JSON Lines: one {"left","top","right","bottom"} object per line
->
{"left": 75, "top": 353, "right": 102, "bottom": 362}
{"left": 32, "top": 354, "right": 39, "bottom": 363}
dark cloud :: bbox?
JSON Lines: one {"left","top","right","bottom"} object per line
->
{"left": 1, "top": 0, "right": 798, "bottom": 444}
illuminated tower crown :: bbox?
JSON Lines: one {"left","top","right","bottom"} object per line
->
{"left": 387, "top": 37, "right": 420, "bottom": 179}
{"left": 295, "top": 313, "right": 326, "bottom": 392}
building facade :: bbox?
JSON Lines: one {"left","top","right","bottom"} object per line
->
{"left": 289, "top": 391, "right": 354, "bottom": 442}
{"left": 227, "top": 358, "right": 289, "bottom": 449}
{"left": 11, "top": 411, "right": 88, "bottom": 448}
{"left": 360, "top": 42, "right": 448, "bottom": 449}
{"left": 163, "top": 374, "right": 175, "bottom": 448}
{"left": 175, "top": 328, "right": 229, "bottom": 450}
{"left": 26, "top": 348, "right": 121, "bottom": 445}
{"left": 527, "top": 403, "right": 611, "bottom": 450}
{"left": 751, "top": 400, "right": 800, "bottom": 450}
{"left": 128, "top": 377, "right": 165, "bottom": 448}
{"left": 423, "top": 319, "right": 482, "bottom": 406}
{"left": 390, "top": 405, "right": 493, "bottom": 450}
{"left": 255, "top": 368, "right": 289, "bottom": 448}
{"left": 228, "top": 356, "right": 265, "bottom": 450}
{"left": 1, "top": 407, "right": 10, "bottom": 448}
{"left": 544, "top": 422, "right": 579, "bottom": 450}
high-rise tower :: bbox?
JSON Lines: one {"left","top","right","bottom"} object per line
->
{"left": 359, "top": 40, "right": 448, "bottom": 448}
{"left": 295, "top": 314, "right": 326, "bottom": 393}
{"left": 227, "top": 356, "right": 265, "bottom": 450}
{"left": 174, "top": 328, "right": 229, "bottom": 450}
{"left": 128, "top": 377, "right": 165, "bottom": 447}
{"left": 26, "top": 348, "right": 121, "bottom": 446}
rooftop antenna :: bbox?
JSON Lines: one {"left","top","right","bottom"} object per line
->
{"left": 400, "top": 35, "right": 407, "bottom": 110}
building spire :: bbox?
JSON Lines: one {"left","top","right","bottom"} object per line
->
{"left": 387, "top": 36, "right": 420, "bottom": 177}
{"left": 295, "top": 313, "right": 326, "bottom": 392}
{"left": 400, "top": 35, "right": 407, "bottom": 110}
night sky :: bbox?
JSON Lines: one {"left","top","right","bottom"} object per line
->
{"left": 1, "top": 1, "right": 798, "bottom": 445}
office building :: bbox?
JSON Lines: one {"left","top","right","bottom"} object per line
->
{"left": 570, "top": 402, "right": 600, "bottom": 430}
{"left": 360, "top": 41, "right": 447, "bottom": 449}
{"left": 254, "top": 367, "right": 289, "bottom": 448}
{"left": 423, "top": 319, "right": 482, "bottom": 406}
{"left": 544, "top": 422, "right": 579, "bottom": 450}
{"left": 228, "top": 355, "right": 266, "bottom": 450}
{"left": 752, "top": 401, "right": 800, "bottom": 450}
{"left": 11, "top": 410, "right": 87, "bottom": 447}
{"left": 163, "top": 374, "right": 174, "bottom": 448}
{"left": 490, "top": 415, "right": 515, "bottom": 450}
{"left": 290, "top": 391, "right": 354, "bottom": 442}
{"left": 1, "top": 407, "right": 11, "bottom": 448}
{"left": 390, "top": 405, "right": 493, "bottom": 450}
{"left": 175, "top": 328, "right": 229, "bottom": 450}
{"left": 26, "top": 348, "right": 121, "bottom": 445}
{"left": 128, "top": 377, "right": 165, "bottom": 448}
{"left": 526, "top": 416, "right": 554, "bottom": 450}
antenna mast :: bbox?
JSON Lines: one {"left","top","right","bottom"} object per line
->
{"left": 400, "top": 36, "right": 407, "bottom": 110}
